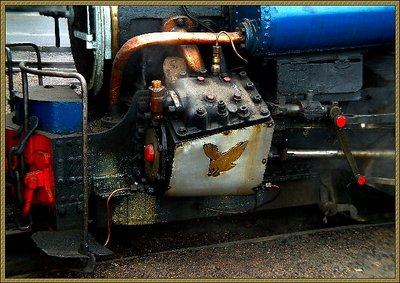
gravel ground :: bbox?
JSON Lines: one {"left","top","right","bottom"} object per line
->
{"left": 5, "top": 50, "right": 76, "bottom": 92}
{"left": 5, "top": 50, "right": 79, "bottom": 115}
{"left": 92, "top": 224, "right": 396, "bottom": 279}
{"left": 7, "top": 50, "right": 74, "bottom": 63}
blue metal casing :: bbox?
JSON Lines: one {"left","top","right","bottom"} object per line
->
{"left": 14, "top": 85, "right": 82, "bottom": 134}
{"left": 233, "top": 6, "right": 395, "bottom": 55}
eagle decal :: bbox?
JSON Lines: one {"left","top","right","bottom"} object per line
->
{"left": 203, "top": 141, "right": 248, "bottom": 177}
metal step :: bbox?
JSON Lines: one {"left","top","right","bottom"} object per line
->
{"left": 31, "top": 229, "right": 113, "bottom": 259}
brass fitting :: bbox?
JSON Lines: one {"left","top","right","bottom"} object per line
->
{"left": 148, "top": 80, "right": 165, "bottom": 121}
{"left": 211, "top": 45, "right": 221, "bottom": 75}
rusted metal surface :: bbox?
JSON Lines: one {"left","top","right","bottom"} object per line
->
{"left": 109, "top": 31, "right": 243, "bottom": 107}
{"left": 112, "top": 193, "right": 156, "bottom": 225}
{"left": 179, "top": 44, "right": 205, "bottom": 72}
{"left": 163, "top": 57, "right": 187, "bottom": 87}
{"left": 162, "top": 16, "right": 194, "bottom": 32}
{"left": 166, "top": 123, "right": 274, "bottom": 197}
{"left": 162, "top": 16, "right": 205, "bottom": 72}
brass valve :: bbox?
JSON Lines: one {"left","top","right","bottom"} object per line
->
{"left": 148, "top": 80, "right": 165, "bottom": 121}
{"left": 211, "top": 45, "right": 222, "bottom": 75}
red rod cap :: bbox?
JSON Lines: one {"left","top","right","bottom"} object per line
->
{"left": 356, "top": 175, "right": 367, "bottom": 186}
{"left": 335, "top": 115, "right": 347, "bottom": 128}
{"left": 144, "top": 144, "right": 155, "bottom": 164}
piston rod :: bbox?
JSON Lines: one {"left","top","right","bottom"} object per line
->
{"left": 283, "top": 149, "right": 395, "bottom": 160}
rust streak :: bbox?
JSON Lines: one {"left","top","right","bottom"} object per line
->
{"left": 240, "top": 124, "right": 263, "bottom": 193}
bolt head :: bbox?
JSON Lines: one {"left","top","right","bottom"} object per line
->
{"left": 227, "top": 105, "right": 238, "bottom": 114}
{"left": 223, "top": 76, "right": 232, "bottom": 83}
{"left": 58, "top": 207, "right": 66, "bottom": 216}
{"left": 178, "top": 127, "right": 187, "bottom": 134}
{"left": 233, "top": 92, "right": 242, "bottom": 101}
{"left": 176, "top": 18, "right": 185, "bottom": 26}
{"left": 253, "top": 94, "right": 262, "bottom": 103}
{"left": 239, "top": 105, "right": 248, "bottom": 113}
{"left": 260, "top": 106, "right": 270, "bottom": 116}
{"left": 197, "top": 107, "right": 206, "bottom": 115}
{"left": 246, "top": 81, "right": 255, "bottom": 90}
{"left": 206, "top": 94, "right": 215, "bottom": 101}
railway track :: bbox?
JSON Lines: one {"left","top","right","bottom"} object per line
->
{"left": 5, "top": 46, "right": 76, "bottom": 73}
{"left": 5, "top": 205, "right": 396, "bottom": 279}
{"left": 98, "top": 221, "right": 395, "bottom": 266}
{"left": 8, "top": 61, "right": 76, "bottom": 72}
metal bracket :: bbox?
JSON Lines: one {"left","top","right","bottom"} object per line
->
{"left": 73, "top": 30, "right": 95, "bottom": 49}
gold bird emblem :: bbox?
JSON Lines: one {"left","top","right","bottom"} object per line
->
{"left": 203, "top": 141, "right": 248, "bottom": 177}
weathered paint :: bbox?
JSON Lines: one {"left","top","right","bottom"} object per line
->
{"left": 166, "top": 123, "right": 274, "bottom": 197}
{"left": 112, "top": 192, "right": 156, "bottom": 225}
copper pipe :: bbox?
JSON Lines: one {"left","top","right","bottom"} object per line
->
{"left": 104, "top": 187, "right": 130, "bottom": 246}
{"left": 109, "top": 31, "right": 243, "bottom": 108}
{"left": 179, "top": 44, "right": 205, "bottom": 72}
{"left": 162, "top": 16, "right": 204, "bottom": 72}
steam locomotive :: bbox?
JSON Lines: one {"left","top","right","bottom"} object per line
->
{"left": 4, "top": 5, "right": 396, "bottom": 270}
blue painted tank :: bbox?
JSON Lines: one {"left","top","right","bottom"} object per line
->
{"left": 233, "top": 6, "right": 396, "bottom": 55}
{"left": 14, "top": 85, "right": 82, "bottom": 134}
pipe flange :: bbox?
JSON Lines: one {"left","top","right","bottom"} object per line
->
{"left": 162, "top": 16, "right": 194, "bottom": 32}
{"left": 238, "top": 18, "right": 258, "bottom": 54}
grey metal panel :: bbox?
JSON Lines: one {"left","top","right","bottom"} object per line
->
{"left": 167, "top": 123, "right": 274, "bottom": 197}
{"left": 277, "top": 53, "right": 363, "bottom": 95}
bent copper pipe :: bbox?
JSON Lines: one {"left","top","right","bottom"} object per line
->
{"left": 162, "top": 17, "right": 206, "bottom": 73}
{"left": 109, "top": 31, "right": 243, "bottom": 108}
{"left": 179, "top": 44, "right": 205, "bottom": 72}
